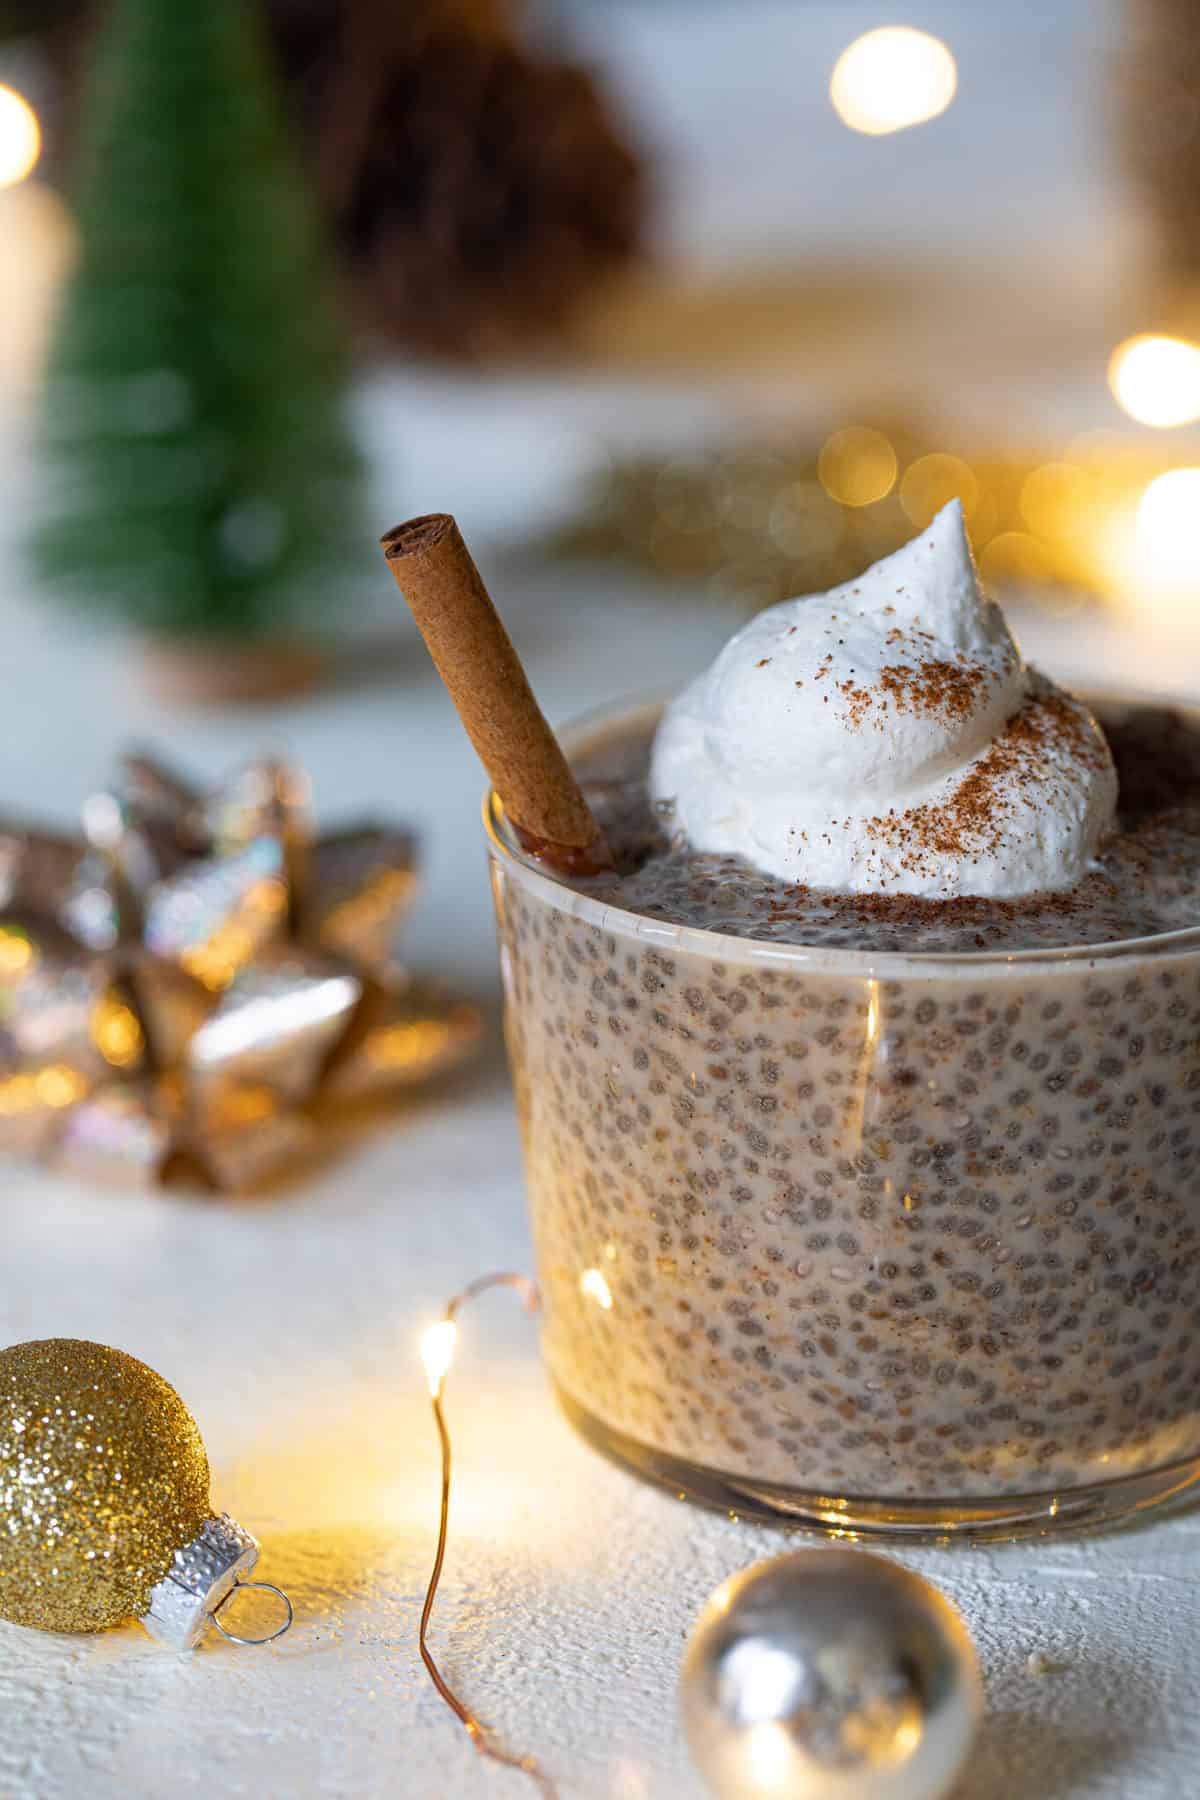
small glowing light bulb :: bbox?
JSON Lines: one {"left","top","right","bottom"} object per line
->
{"left": 1109, "top": 334, "right": 1200, "bottom": 428}
{"left": 580, "top": 1268, "right": 614, "bottom": 1310}
{"left": 0, "top": 85, "right": 40, "bottom": 188}
{"left": 421, "top": 1320, "right": 458, "bottom": 1396}
{"left": 830, "top": 28, "right": 957, "bottom": 136}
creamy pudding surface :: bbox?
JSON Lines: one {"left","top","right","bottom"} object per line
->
{"left": 489, "top": 508, "right": 1200, "bottom": 1527}
{"left": 573, "top": 697, "right": 1200, "bottom": 954}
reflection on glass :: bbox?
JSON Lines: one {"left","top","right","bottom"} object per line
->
{"left": 580, "top": 1268, "right": 614, "bottom": 1311}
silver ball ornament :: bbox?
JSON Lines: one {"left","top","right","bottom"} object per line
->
{"left": 681, "top": 1549, "right": 982, "bottom": 1800}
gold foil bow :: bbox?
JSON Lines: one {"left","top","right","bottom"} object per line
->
{"left": 0, "top": 753, "right": 481, "bottom": 1191}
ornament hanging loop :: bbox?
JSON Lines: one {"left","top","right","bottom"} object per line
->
{"left": 210, "top": 1578, "right": 294, "bottom": 1646}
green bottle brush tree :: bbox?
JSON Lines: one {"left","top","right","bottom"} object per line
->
{"left": 29, "top": 0, "right": 366, "bottom": 699}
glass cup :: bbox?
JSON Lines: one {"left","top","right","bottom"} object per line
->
{"left": 485, "top": 701, "right": 1200, "bottom": 1539}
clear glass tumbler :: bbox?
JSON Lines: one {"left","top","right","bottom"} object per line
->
{"left": 486, "top": 703, "right": 1200, "bottom": 1539}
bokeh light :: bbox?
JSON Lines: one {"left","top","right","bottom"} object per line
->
{"left": 1137, "top": 469, "right": 1200, "bottom": 581}
{"left": 0, "top": 85, "right": 40, "bottom": 188}
{"left": 0, "top": 924, "right": 33, "bottom": 976}
{"left": 830, "top": 28, "right": 958, "bottom": 136}
{"left": 1019, "top": 462, "right": 1094, "bottom": 541}
{"left": 578, "top": 420, "right": 1200, "bottom": 617}
{"left": 899, "top": 453, "right": 978, "bottom": 527}
{"left": 91, "top": 994, "right": 145, "bottom": 1071}
{"left": 1108, "top": 334, "right": 1200, "bottom": 428}
{"left": 978, "top": 531, "right": 1053, "bottom": 592}
{"left": 769, "top": 480, "right": 846, "bottom": 558}
{"left": 818, "top": 427, "right": 897, "bottom": 507}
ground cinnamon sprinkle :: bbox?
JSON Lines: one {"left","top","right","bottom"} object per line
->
{"left": 838, "top": 678, "right": 875, "bottom": 724}
{"left": 877, "top": 656, "right": 989, "bottom": 721}
{"left": 864, "top": 689, "right": 1108, "bottom": 876}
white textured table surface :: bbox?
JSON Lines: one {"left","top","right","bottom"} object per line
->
{"left": 1, "top": 3, "right": 1198, "bottom": 1788}
{"left": 0, "top": 533, "right": 1198, "bottom": 1800}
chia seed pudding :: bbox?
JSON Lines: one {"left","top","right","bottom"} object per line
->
{"left": 488, "top": 695, "right": 1200, "bottom": 1534}
{"left": 486, "top": 504, "right": 1200, "bottom": 1533}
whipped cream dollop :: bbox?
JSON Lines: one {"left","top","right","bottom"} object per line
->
{"left": 650, "top": 501, "right": 1118, "bottom": 898}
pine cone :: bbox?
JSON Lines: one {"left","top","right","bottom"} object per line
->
{"left": 276, "top": 8, "right": 647, "bottom": 356}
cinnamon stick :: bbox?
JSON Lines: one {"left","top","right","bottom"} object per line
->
{"left": 380, "top": 514, "right": 611, "bottom": 874}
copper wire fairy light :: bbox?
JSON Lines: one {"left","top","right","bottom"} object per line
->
{"left": 418, "top": 1271, "right": 558, "bottom": 1799}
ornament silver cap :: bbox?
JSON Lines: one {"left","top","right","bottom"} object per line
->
{"left": 140, "top": 1512, "right": 292, "bottom": 1651}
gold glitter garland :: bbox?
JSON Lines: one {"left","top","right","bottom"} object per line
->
{"left": 541, "top": 417, "right": 1200, "bottom": 614}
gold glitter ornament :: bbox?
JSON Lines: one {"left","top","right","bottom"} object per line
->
{"left": 0, "top": 1339, "right": 292, "bottom": 1648}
